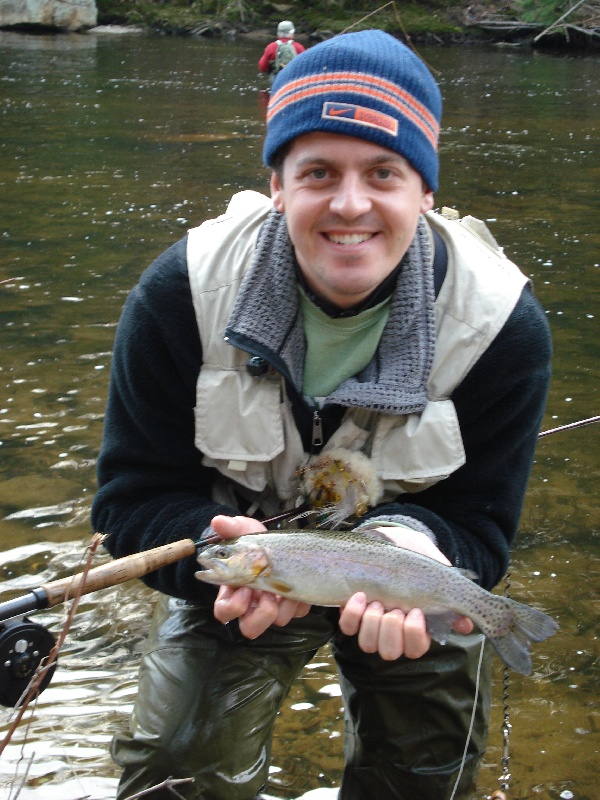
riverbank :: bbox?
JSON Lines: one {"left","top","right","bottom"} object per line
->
{"left": 95, "top": 0, "right": 599, "bottom": 50}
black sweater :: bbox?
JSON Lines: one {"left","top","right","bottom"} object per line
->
{"left": 91, "top": 235, "right": 552, "bottom": 599}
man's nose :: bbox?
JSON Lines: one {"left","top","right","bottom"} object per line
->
{"left": 329, "top": 173, "right": 372, "bottom": 219}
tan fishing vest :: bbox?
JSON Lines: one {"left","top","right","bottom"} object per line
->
{"left": 187, "top": 191, "right": 529, "bottom": 517}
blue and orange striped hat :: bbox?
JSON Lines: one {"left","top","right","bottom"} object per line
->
{"left": 263, "top": 30, "right": 442, "bottom": 191}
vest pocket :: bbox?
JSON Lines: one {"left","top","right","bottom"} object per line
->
{"left": 372, "top": 399, "right": 466, "bottom": 484}
{"left": 195, "top": 367, "right": 285, "bottom": 462}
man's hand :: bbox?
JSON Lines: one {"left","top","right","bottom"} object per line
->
{"left": 209, "top": 515, "right": 311, "bottom": 639}
{"left": 338, "top": 526, "right": 474, "bottom": 661}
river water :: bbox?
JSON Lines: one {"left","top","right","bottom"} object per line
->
{"left": 0, "top": 29, "right": 598, "bottom": 800}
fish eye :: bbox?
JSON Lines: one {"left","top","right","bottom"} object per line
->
{"left": 214, "top": 546, "right": 230, "bottom": 559}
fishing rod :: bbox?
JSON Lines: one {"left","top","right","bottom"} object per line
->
{"left": 537, "top": 415, "right": 600, "bottom": 438}
{"left": 0, "top": 538, "right": 199, "bottom": 623}
{"left": 1, "top": 414, "right": 598, "bottom": 706}
{"left": 0, "top": 538, "right": 201, "bottom": 706}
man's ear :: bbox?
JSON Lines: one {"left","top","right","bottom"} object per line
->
{"left": 421, "top": 190, "right": 435, "bottom": 214}
{"left": 270, "top": 172, "right": 284, "bottom": 212}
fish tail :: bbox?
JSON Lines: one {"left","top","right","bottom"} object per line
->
{"left": 488, "top": 599, "right": 558, "bottom": 675}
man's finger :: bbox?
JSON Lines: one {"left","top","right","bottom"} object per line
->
{"left": 238, "top": 591, "right": 280, "bottom": 639}
{"left": 452, "top": 615, "right": 474, "bottom": 635}
{"left": 210, "top": 514, "right": 267, "bottom": 540}
{"left": 377, "top": 609, "right": 406, "bottom": 661}
{"left": 273, "top": 599, "right": 311, "bottom": 626}
{"left": 214, "top": 585, "right": 252, "bottom": 623}
{"left": 339, "top": 592, "right": 368, "bottom": 636}
{"left": 357, "top": 601, "right": 384, "bottom": 654}
{"left": 402, "top": 607, "right": 431, "bottom": 659}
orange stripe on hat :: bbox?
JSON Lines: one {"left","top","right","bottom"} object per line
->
{"left": 268, "top": 71, "right": 440, "bottom": 148}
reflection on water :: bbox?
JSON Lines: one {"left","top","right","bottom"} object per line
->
{"left": 0, "top": 29, "right": 598, "bottom": 800}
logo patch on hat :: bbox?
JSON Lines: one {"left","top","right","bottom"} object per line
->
{"left": 322, "top": 102, "right": 398, "bottom": 137}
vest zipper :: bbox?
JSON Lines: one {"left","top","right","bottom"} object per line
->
{"left": 312, "top": 410, "right": 324, "bottom": 448}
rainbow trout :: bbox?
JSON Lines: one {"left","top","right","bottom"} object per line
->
{"left": 195, "top": 527, "right": 558, "bottom": 675}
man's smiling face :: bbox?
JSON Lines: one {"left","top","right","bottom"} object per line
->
{"left": 270, "top": 132, "right": 434, "bottom": 309}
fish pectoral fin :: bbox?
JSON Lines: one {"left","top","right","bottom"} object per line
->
{"left": 265, "top": 578, "right": 294, "bottom": 595}
{"left": 425, "top": 612, "right": 461, "bottom": 645}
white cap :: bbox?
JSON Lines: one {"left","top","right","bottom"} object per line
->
{"left": 277, "top": 20, "right": 294, "bottom": 37}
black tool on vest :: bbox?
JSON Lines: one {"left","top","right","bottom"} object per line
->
{"left": 246, "top": 356, "right": 269, "bottom": 376}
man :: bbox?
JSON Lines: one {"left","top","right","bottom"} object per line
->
{"left": 92, "top": 30, "right": 552, "bottom": 800}
{"left": 258, "top": 20, "right": 305, "bottom": 83}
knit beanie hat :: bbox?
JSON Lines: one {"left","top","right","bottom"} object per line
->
{"left": 277, "top": 20, "right": 294, "bottom": 37}
{"left": 263, "top": 30, "right": 442, "bottom": 191}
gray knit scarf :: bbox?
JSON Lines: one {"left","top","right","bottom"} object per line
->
{"left": 226, "top": 208, "right": 436, "bottom": 416}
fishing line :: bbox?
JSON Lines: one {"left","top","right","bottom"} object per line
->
{"left": 538, "top": 414, "right": 600, "bottom": 438}
{"left": 449, "top": 634, "right": 487, "bottom": 800}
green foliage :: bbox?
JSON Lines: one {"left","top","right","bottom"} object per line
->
{"left": 96, "top": 0, "right": 461, "bottom": 32}
{"left": 96, "top": 0, "right": 258, "bottom": 29}
{"left": 272, "top": 1, "right": 462, "bottom": 36}
{"left": 96, "top": 0, "right": 588, "bottom": 37}
{"left": 515, "top": 0, "right": 575, "bottom": 24}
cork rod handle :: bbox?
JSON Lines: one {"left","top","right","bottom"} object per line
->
{"left": 40, "top": 538, "right": 197, "bottom": 608}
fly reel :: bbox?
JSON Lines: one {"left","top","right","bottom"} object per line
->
{"left": 0, "top": 617, "right": 57, "bottom": 707}
{"left": 0, "top": 537, "right": 199, "bottom": 708}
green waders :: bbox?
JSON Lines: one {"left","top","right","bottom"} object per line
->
{"left": 112, "top": 595, "right": 492, "bottom": 800}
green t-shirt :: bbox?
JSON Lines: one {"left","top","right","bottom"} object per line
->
{"left": 299, "top": 287, "right": 392, "bottom": 401}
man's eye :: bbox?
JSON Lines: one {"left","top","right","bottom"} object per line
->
{"left": 310, "top": 168, "right": 328, "bottom": 180}
{"left": 374, "top": 168, "right": 392, "bottom": 180}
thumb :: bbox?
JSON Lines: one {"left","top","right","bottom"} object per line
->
{"left": 210, "top": 515, "right": 266, "bottom": 539}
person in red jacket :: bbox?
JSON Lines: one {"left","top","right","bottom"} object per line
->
{"left": 258, "top": 20, "right": 305, "bottom": 84}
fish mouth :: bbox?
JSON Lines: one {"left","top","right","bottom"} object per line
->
{"left": 195, "top": 546, "right": 271, "bottom": 584}
{"left": 193, "top": 565, "right": 223, "bottom": 584}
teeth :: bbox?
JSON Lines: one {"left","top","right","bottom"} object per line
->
{"left": 327, "top": 232, "right": 374, "bottom": 245}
